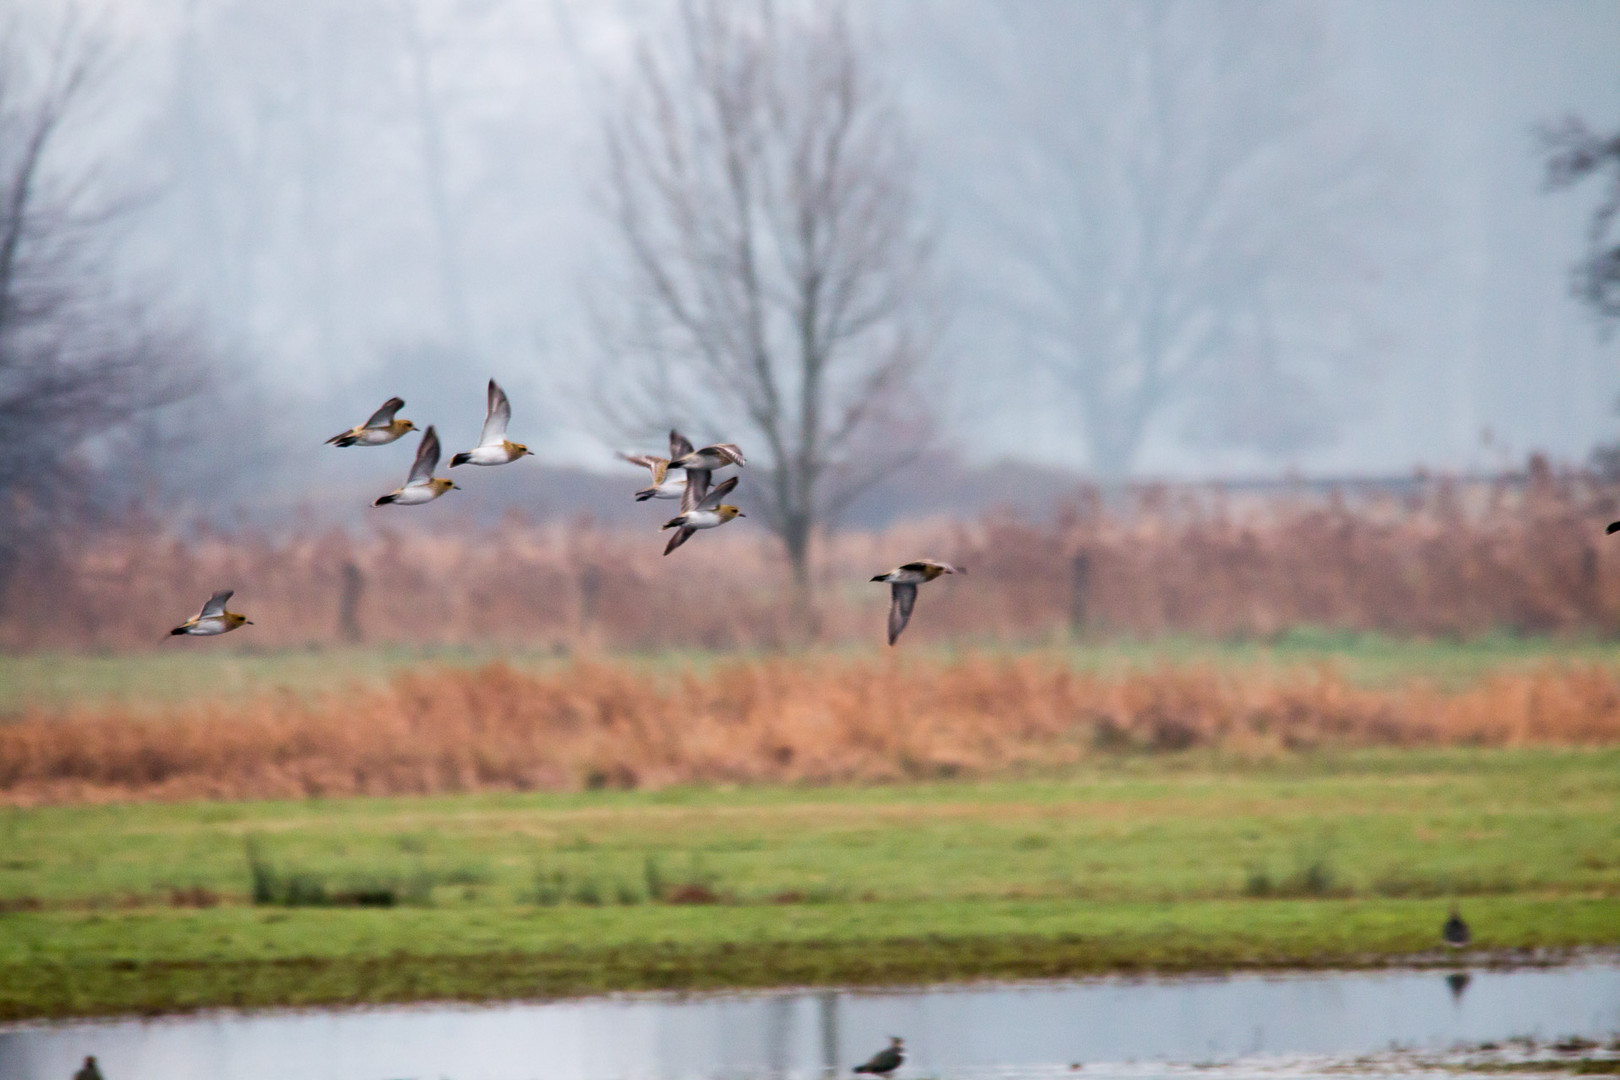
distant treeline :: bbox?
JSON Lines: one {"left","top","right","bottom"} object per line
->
{"left": 2, "top": 465, "right": 1618, "bottom": 652}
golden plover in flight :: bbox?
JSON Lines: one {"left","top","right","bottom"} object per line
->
{"left": 170, "top": 589, "right": 253, "bottom": 637}
{"left": 619, "top": 430, "right": 697, "bottom": 502}
{"left": 450, "top": 379, "right": 531, "bottom": 467}
{"left": 669, "top": 436, "right": 744, "bottom": 516}
{"left": 870, "top": 561, "right": 964, "bottom": 645}
{"left": 374, "top": 426, "right": 457, "bottom": 506}
{"left": 326, "top": 397, "right": 414, "bottom": 447}
{"left": 662, "top": 474, "right": 745, "bottom": 554}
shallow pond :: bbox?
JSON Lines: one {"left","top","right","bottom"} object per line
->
{"left": 2, "top": 961, "right": 1617, "bottom": 1080}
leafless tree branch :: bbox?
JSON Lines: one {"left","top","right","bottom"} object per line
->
{"left": 589, "top": 0, "right": 936, "bottom": 606}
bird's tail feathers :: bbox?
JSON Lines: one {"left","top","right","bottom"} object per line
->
{"left": 327, "top": 433, "right": 356, "bottom": 447}
{"left": 373, "top": 494, "right": 397, "bottom": 506}
{"left": 450, "top": 452, "right": 471, "bottom": 467}
{"left": 635, "top": 487, "right": 657, "bottom": 501}
{"left": 870, "top": 574, "right": 888, "bottom": 582}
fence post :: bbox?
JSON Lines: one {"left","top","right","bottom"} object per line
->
{"left": 578, "top": 564, "right": 603, "bottom": 633}
{"left": 338, "top": 561, "right": 364, "bottom": 644}
{"left": 1069, "top": 550, "right": 1091, "bottom": 637}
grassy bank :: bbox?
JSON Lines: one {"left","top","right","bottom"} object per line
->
{"left": 6, "top": 631, "right": 1620, "bottom": 712}
{"left": 2, "top": 748, "right": 1618, "bottom": 1019}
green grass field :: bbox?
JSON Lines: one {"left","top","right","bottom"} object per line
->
{"left": 6, "top": 629, "right": 1619, "bottom": 712}
{"left": 3, "top": 747, "right": 1618, "bottom": 1019}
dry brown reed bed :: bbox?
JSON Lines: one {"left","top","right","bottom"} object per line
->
{"left": 4, "top": 465, "right": 1620, "bottom": 652}
{"left": 5, "top": 655, "right": 1620, "bottom": 805}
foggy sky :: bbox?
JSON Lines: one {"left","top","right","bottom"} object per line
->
{"left": 48, "top": 0, "right": 1620, "bottom": 499}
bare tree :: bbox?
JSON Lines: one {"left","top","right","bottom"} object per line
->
{"left": 0, "top": 10, "right": 198, "bottom": 572}
{"left": 979, "top": 1, "right": 1391, "bottom": 477}
{"left": 593, "top": 0, "right": 936, "bottom": 609}
{"left": 1540, "top": 115, "right": 1620, "bottom": 329}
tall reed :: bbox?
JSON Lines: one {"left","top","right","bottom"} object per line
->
{"left": 2, "top": 467, "right": 1616, "bottom": 652}
{"left": 4, "top": 656, "right": 1619, "bottom": 805}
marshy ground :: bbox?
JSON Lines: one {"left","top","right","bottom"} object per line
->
{"left": 2, "top": 734, "right": 1617, "bottom": 1018}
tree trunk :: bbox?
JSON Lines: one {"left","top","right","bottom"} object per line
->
{"left": 781, "top": 514, "right": 818, "bottom": 639}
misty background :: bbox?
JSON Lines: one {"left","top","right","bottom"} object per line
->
{"left": 7, "top": 0, "right": 1620, "bottom": 531}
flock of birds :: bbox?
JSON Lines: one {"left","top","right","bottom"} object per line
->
{"left": 154, "top": 382, "right": 1490, "bottom": 1080}
{"left": 169, "top": 382, "right": 963, "bottom": 644}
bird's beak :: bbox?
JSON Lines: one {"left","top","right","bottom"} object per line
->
{"left": 245, "top": 620, "right": 255, "bottom": 625}
{"left": 738, "top": 511, "right": 747, "bottom": 517}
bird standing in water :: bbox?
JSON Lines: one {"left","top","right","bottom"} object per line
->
{"left": 870, "top": 560, "right": 964, "bottom": 645}
{"left": 450, "top": 379, "right": 531, "bottom": 467}
{"left": 326, "top": 397, "right": 414, "bottom": 447}
{"left": 1442, "top": 908, "right": 1471, "bottom": 948}
{"left": 374, "top": 426, "right": 458, "bottom": 506}
{"left": 854, "top": 1037, "right": 904, "bottom": 1077}
{"left": 169, "top": 590, "right": 252, "bottom": 637}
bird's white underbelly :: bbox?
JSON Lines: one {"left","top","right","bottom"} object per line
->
{"left": 391, "top": 485, "right": 442, "bottom": 504}
{"left": 685, "top": 510, "right": 726, "bottom": 529}
{"left": 464, "top": 445, "right": 517, "bottom": 465}
{"left": 357, "top": 428, "right": 403, "bottom": 445}
{"left": 187, "top": 618, "right": 230, "bottom": 635}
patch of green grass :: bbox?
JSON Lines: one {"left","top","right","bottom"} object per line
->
{"left": 3, "top": 896, "right": 1619, "bottom": 1021}
{"left": 7, "top": 632, "right": 1620, "bottom": 713}
{"left": 1, "top": 748, "right": 1618, "bottom": 1018}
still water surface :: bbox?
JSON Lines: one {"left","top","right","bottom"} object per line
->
{"left": 2, "top": 962, "right": 1617, "bottom": 1080}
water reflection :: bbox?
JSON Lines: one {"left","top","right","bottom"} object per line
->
{"left": 1, "top": 962, "right": 1617, "bottom": 1080}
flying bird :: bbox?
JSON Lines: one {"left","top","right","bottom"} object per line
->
{"left": 669, "top": 436, "right": 744, "bottom": 514}
{"left": 374, "top": 426, "right": 458, "bottom": 506}
{"left": 662, "top": 475, "right": 745, "bottom": 554}
{"left": 326, "top": 397, "right": 414, "bottom": 447}
{"left": 870, "top": 560, "right": 965, "bottom": 645}
{"left": 170, "top": 589, "right": 253, "bottom": 637}
{"left": 1442, "top": 908, "right": 1471, "bottom": 948}
{"left": 450, "top": 379, "right": 532, "bottom": 467}
{"left": 619, "top": 430, "right": 697, "bottom": 501}
{"left": 670, "top": 439, "right": 746, "bottom": 473}
{"left": 853, "top": 1037, "right": 904, "bottom": 1077}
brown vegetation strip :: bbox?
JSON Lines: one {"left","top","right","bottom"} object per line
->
{"left": 4, "top": 657, "right": 1620, "bottom": 805}
{"left": 5, "top": 466, "right": 1620, "bottom": 652}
